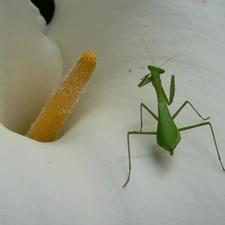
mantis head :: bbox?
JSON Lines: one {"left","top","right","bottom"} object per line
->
{"left": 138, "top": 65, "right": 165, "bottom": 87}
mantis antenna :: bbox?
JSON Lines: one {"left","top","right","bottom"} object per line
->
{"left": 159, "top": 51, "right": 185, "bottom": 68}
{"left": 138, "top": 33, "right": 184, "bottom": 69}
{"left": 138, "top": 33, "right": 155, "bottom": 66}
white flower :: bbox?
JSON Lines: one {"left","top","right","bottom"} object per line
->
{"left": 0, "top": 0, "right": 225, "bottom": 224}
{"left": 0, "top": 0, "right": 62, "bottom": 134}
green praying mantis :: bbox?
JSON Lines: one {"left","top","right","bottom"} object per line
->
{"left": 123, "top": 36, "right": 225, "bottom": 188}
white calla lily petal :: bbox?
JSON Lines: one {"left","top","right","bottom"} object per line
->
{"left": 0, "top": 0, "right": 62, "bottom": 134}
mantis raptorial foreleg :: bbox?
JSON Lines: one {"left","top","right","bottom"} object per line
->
{"left": 139, "top": 75, "right": 175, "bottom": 131}
{"left": 161, "top": 75, "right": 175, "bottom": 105}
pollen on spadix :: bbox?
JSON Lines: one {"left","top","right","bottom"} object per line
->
{"left": 26, "top": 52, "right": 98, "bottom": 142}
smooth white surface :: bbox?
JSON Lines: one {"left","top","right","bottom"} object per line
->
{"left": 0, "top": 0, "right": 62, "bottom": 134}
{"left": 0, "top": 0, "right": 225, "bottom": 225}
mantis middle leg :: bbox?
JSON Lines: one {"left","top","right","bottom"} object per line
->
{"left": 172, "top": 101, "right": 210, "bottom": 120}
{"left": 140, "top": 103, "right": 158, "bottom": 132}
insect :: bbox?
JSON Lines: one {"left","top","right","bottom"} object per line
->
{"left": 123, "top": 35, "right": 225, "bottom": 188}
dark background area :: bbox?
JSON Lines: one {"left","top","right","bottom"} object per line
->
{"left": 30, "top": 0, "right": 55, "bottom": 25}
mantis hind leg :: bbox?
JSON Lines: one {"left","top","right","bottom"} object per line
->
{"left": 179, "top": 122, "right": 225, "bottom": 171}
{"left": 172, "top": 101, "right": 210, "bottom": 120}
{"left": 123, "top": 131, "right": 157, "bottom": 188}
{"left": 140, "top": 103, "right": 158, "bottom": 132}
